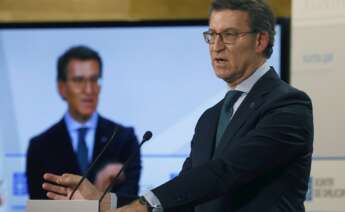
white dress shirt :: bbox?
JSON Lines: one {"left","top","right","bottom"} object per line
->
{"left": 64, "top": 112, "right": 98, "bottom": 161}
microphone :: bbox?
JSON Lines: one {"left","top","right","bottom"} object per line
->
{"left": 142, "top": 131, "right": 153, "bottom": 143}
{"left": 69, "top": 127, "right": 119, "bottom": 200}
{"left": 98, "top": 131, "right": 153, "bottom": 208}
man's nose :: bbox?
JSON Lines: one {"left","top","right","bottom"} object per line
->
{"left": 83, "top": 80, "right": 96, "bottom": 94}
{"left": 212, "top": 34, "right": 226, "bottom": 52}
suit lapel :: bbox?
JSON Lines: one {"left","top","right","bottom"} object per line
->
{"left": 194, "top": 100, "right": 223, "bottom": 165}
{"left": 92, "top": 116, "right": 118, "bottom": 161}
{"left": 93, "top": 116, "right": 106, "bottom": 160}
{"left": 56, "top": 119, "right": 81, "bottom": 172}
{"left": 214, "top": 69, "right": 279, "bottom": 155}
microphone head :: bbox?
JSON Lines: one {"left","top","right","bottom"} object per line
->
{"left": 143, "top": 131, "right": 153, "bottom": 142}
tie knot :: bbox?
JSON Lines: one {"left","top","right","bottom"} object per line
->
{"left": 223, "top": 90, "right": 243, "bottom": 112}
{"left": 78, "top": 127, "right": 88, "bottom": 138}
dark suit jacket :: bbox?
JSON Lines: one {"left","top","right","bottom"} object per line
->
{"left": 26, "top": 115, "right": 141, "bottom": 199}
{"left": 152, "top": 69, "right": 314, "bottom": 212}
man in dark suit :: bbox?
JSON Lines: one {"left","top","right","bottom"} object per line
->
{"left": 26, "top": 46, "right": 141, "bottom": 199}
{"left": 42, "top": 0, "right": 314, "bottom": 211}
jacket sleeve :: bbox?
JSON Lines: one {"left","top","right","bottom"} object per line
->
{"left": 26, "top": 138, "right": 47, "bottom": 199}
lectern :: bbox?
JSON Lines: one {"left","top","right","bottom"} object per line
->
{"left": 27, "top": 200, "right": 99, "bottom": 212}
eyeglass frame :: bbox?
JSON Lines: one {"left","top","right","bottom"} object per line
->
{"left": 203, "top": 29, "right": 257, "bottom": 45}
{"left": 65, "top": 75, "right": 102, "bottom": 89}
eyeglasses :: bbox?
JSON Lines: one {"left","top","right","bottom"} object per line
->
{"left": 203, "top": 30, "right": 256, "bottom": 45}
{"left": 67, "top": 76, "right": 101, "bottom": 89}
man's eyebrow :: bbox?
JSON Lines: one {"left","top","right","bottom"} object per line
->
{"left": 72, "top": 74, "right": 99, "bottom": 78}
{"left": 208, "top": 27, "right": 239, "bottom": 32}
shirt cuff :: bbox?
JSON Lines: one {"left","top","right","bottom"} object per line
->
{"left": 110, "top": 193, "right": 117, "bottom": 209}
{"left": 143, "top": 190, "right": 164, "bottom": 212}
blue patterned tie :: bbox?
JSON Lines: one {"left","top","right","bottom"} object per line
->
{"left": 215, "top": 90, "right": 243, "bottom": 148}
{"left": 77, "top": 127, "right": 89, "bottom": 174}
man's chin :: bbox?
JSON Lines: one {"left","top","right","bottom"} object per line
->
{"left": 215, "top": 72, "right": 234, "bottom": 83}
{"left": 81, "top": 111, "right": 95, "bottom": 117}
{"left": 78, "top": 110, "right": 96, "bottom": 120}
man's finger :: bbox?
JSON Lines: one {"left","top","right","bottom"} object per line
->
{"left": 43, "top": 173, "right": 61, "bottom": 184}
{"left": 42, "top": 183, "right": 67, "bottom": 195}
{"left": 60, "top": 173, "right": 82, "bottom": 187}
{"left": 44, "top": 173, "right": 81, "bottom": 187}
{"left": 46, "top": 192, "right": 68, "bottom": 200}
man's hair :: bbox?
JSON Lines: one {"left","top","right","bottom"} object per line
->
{"left": 57, "top": 45, "right": 103, "bottom": 81}
{"left": 210, "top": 0, "right": 276, "bottom": 58}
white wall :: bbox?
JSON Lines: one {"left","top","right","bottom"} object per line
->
{"left": 291, "top": 0, "right": 345, "bottom": 211}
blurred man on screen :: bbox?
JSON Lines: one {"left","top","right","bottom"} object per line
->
{"left": 43, "top": 0, "right": 314, "bottom": 211}
{"left": 26, "top": 46, "right": 141, "bottom": 199}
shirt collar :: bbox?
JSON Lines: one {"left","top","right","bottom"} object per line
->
{"left": 64, "top": 112, "right": 98, "bottom": 132}
{"left": 231, "top": 61, "right": 270, "bottom": 94}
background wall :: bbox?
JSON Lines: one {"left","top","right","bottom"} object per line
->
{"left": 0, "top": 0, "right": 291, "bottom": 22}
{"left": 291, "top": 0, "right": 345, "bottom": 211}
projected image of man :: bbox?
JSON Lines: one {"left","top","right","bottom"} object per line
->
{"left": 26, "top": 46, "right": 141, "bottom": 199}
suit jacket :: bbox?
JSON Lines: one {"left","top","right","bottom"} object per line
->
{"left": 152, "top": 69, "right": 314, "bottom": 212}
{"left": 26, "top": 115, "right": 141, "bottom": 199}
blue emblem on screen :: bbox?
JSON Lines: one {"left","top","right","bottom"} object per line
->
{"left": 13, "top": 172, "right": 27, "bottom": 196}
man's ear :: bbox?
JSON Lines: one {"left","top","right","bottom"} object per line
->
{"left": 58, "top": 81, "right": 66, "bottom": 101}
{"left": 255, "top": 31, "right": 269, "bottom": 54}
